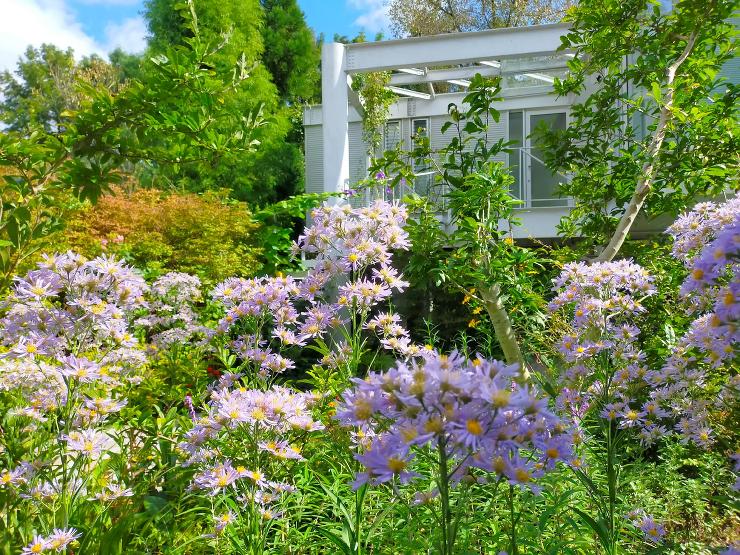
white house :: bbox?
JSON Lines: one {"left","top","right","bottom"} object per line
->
{"left": 303, "top": 22, "right": 740, "bottom": 239}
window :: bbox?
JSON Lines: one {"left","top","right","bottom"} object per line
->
{"left": 383, "top": 121, "right": 401, "bottom": 152}
{"left": 507, "top": 110, "right": 569, "bottom": 208}
{"left": 411, "top": 118, "right": 432, "bottom": 196}
{"left": 508, "top": 111, "right": 524, "bottom": 200}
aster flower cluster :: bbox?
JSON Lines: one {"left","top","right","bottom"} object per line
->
{"left": 664, "top": 196, "right": 738, "bottom": 364}
{"left": 135, "top": 271, "right": 209, "bottom": 351}
{"left": 626, "top": 510, "right": 666, "bottom": 544}
{"left": 336, "top": 351, "right": 573, "bottom": 492}
{"left": 178, "top": 379, "right": 324, "bottom": 539}
{"left": 209, "top": 200, "right": 416, "bottom": 386}
{"left": 2, "top": 252, "right": 147, "bottom": 361}
{"left": 0, "top": 253, "right": 147, "bottom": 421}
{"left": 645, "top": 197, "right": 739, "bottom": 447}
{"left": 551, "top": 200, "right": 739, "bottom": 452}
{"left": 19, "top": 528, "right": 80, "bottom": 554}
{"left": 0, "top": 253, "right": 149, "bottom": 551}
{"left": 549, "top": 260, "right": 669, "bottom": 442}
{"left": 294, "top": 201, "right": 419, "bottom": 358}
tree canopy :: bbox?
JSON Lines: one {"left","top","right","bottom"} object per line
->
{"left": 541, "top": 0, "right": 739, "bottom": 256}
{"left": 260, "top": 0, "right": 320, "bottom": 102}
{"left": 0, "top": 46, "right": 124, "bottom": 133}
{"left": 387, "top": 0, "right": 574, "bottom": 36}
{"left": 143, "top": 0, "right": 312, "bottom": 203}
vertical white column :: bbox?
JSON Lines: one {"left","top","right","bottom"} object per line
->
{"left": 321, "top": 42, "right": 350, "bottom": 199}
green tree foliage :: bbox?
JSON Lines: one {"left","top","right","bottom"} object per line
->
{"left": 0, "top": 4, "right": 264, "bottom": 289}
{"left": 143, "top": 0, "right": 307, "bottom": 203}
{"left": 541, "top": 0, "right": 739, "bottom": 256}
{"left": 388, "top": 0, "right": 573, "bottom": 37}
{"left": 108, "top": 48, "right": 145, "bottom": 81}
{"left": 0, "top": 45, "right": 123, "bottom": 132}
{"left": 260, "top": 0, "right": 320, "bottom": 102}
{"left": 370, "top": 75, "right": 546, "bottom": 369}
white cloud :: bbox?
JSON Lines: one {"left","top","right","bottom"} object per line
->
{"left": 348, "top": 0, "right": 390, "bottom": 33}
{"left": 103, "top": 16, "right": 147, "bottom": 53}
{"left": 0, "top": 0, "right": 146, "bottom": 74}
{"left": 1, "top": 0, "right": 101, "bottom": 72}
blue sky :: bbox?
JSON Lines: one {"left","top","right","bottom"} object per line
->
{"left": 1, "top": 0, "right": 390, "bottom": 73}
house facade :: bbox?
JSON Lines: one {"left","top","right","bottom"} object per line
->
{"left": 303, "top": 22, "right": 740, "bottom": 238}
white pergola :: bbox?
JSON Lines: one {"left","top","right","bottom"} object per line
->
{"left": 320, "top": 22, "right": 571, "bottom": 196}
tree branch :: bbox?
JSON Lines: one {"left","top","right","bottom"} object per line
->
{"left": 596, "top": 29, "right": 699, "bottom": 262}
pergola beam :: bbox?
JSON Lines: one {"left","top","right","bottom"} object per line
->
{"left": 389, "top": 65, "right": 498, "bottom": 86}
{"left": 384, "top": 85, "right": 432, "bottom": 100}
{"left": 344, "top": 23, "right": 569, "bottom": 73}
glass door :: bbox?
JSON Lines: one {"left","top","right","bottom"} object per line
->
{"left": 526, "top": 111, "right": 568, "bottom": 207}
{"left": 411, "top": 118, "right": 432, "bottom": 196}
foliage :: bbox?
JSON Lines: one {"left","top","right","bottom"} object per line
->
{"left": 251, "top": 192, "right": 333, "bottom": 275}
{"left": 387, "top": 0, "right": 573, "bottom": 36}
{"left": 352, "top": 71, "right": 396, "bottom": 156}
{"left": 143, "top": 0, "right": 306, "bottom": 203}
{"left": 260, "top": 0, "right": 321, "bottom": 102}
{"left": 58, "top": 188, "right": 264, "bottom": 285}
{"left": 0, "top": 197, "right": 737, "bottom": 554}
{"left": 0, "top": 2, "right": 263, "bottom": 290}
{"left": 541, "top": 0, "right": 739, "bottom": 249}
{"left": 0, "top": 45, "right": 124, "bottom": 133}
{"left": 547, "top": 197, "right": 739, "bottom": 553}
{"left": 370, "top": 75, "right": 549, "bottom": 365}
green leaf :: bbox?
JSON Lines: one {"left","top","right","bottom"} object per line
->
{"left": 143, "top": 495, "right": 168, "bottom": 516}
{"left": 571, "top": 506, "right": 612, "bottom": 551}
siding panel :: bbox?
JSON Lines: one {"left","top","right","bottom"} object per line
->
{"left": 349, "top": 121, "right": 369, "bottom": 207}
{"left": 304, "top": 125, "right": 323, "bottom": 194}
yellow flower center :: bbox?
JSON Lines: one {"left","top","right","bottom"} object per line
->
{"left": 466, "top": 419, "right": 483, "bottom": 436}
{"left": 400, "top": 427, "right": 418, "bottom": 443}
{"left": 492, "top": 390, "right": 510, "bottom": 408}
{"left": 354, "top": 400, "right": 373, "bottom": 421}
{"left": 251, "top": 408, "right": 266, "bottom": 421}
{"left": 492, "top": 456, "right": 506, "bottom": 474}
{"left": 515, "top": 468, "right": 531, "bottom": 483}
{"left": 387, "top": 457, "right": 407, "bottom": 473}
{"left": 546, "top": 447, "right": 560, "bottom": 459}
{"left": 424, "top": 417, "right": 443, "bottom": 434}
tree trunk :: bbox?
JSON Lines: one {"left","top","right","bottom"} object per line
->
{"left": 596, "top": 30, "right": 698, "bottom": 262}
{"left": 480, "top": 283, "right": 528, "bottom": 379}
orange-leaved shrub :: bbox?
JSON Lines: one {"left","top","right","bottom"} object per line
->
{"left": 57, "top": 188, "right": 264, "bottom": 284}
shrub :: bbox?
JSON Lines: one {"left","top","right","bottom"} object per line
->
{"left": 57, "top": 187, "right": 264, "bottom": 285}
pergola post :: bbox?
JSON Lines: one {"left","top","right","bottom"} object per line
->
{"left": 321, "top": 42, "right": 350, "bottom": 198}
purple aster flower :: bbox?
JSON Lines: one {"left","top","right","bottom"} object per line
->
{"left": 353, "top": 438, "right": 418, "bottom": 488}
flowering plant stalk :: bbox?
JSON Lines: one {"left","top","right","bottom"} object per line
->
{"left": 178, "top": 378, "right": 325, "bottom": 552}
{"left": 210, "top": 200, "right": 414, "bottom": 392}
{"left": 336, "top": 351, "right": 573, "bottom": 554}
{"left": 549, "top": 259, "right": 658, "bottom": 553}
{"left": 0, "top": 252, "right": 148, "bottom": 553}
{"left": 550, "top": 196, "right": 738, "bottom": 553}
